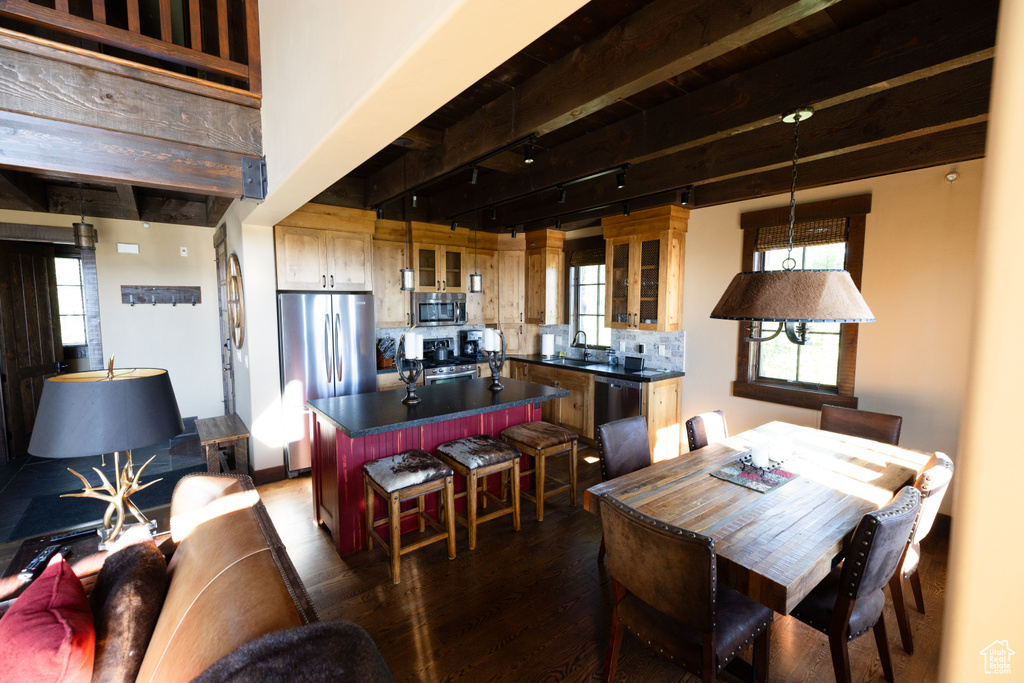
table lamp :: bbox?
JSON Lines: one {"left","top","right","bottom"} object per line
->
{"left": 27, "top": 365, "right": 184, "bottom": 545}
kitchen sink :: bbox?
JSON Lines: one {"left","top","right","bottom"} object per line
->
{"left": 581, "top": 364, "right": 612, "bottom": 371}
{"left": 542, "top": 358, "right": 592, "bottom": 367}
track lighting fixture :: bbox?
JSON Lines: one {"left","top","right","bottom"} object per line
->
{"left": 376, "top": 206, "right": 384, "bottom": 219}
{"left": 558, "top": 186, "right": 566, "bottom": 203}
{"left": 555, "top": 217, "right": 562, "bottom": 230}
{"left": 616, "top": 170, "right": 626, "bottom": 189}
{"left": 411, "top": 193, "right": 418, "bottom": 208}
{"left": 451, "top": 220, "right": 458, "bottom": 231}
{"left": 524, "top": 143, "right": 535, "bottom": 164}
{"left": 681, "top": 185, "right": 694, "bottom": 206}
{"left": 470, "top": 166, "right": 478, "bottom": 185}
{"left": 623, "top": 203, "right": 630, "bottom": 217}
{"left": 489, "top": 207, "right": 497, "bottom": 220}
{"left": 512, "top": 227, "right": 518, "bottom": 238}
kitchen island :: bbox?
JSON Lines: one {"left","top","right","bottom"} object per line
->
{"left": 307, "top": 377, "right": 568, "bottom": 557}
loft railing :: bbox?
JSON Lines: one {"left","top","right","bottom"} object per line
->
{"left": 0, "top": 0, "right": 260, "bottom": 94}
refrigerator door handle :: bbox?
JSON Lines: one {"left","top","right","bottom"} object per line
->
{"left": 325, "top": 314, "right": 333, "bottom": 383}
{"left": 335, "top": 313, "right": 343, "bottom": 380}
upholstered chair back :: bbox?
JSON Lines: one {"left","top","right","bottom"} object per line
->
{"left": 839, "top": 486, "right": 920, "bottom": 600}
{"left": 685, "top": 410, "right": 729, "bottom": 451}
{"left": 596, "top": 416, "right": 652, "bottom": 482}
{"left": 821, "top": 404, "right": 903, "bottom": 446}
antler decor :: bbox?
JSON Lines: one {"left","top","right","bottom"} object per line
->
{"left": 63, "top": 451, "right": 162, "bottom": 544}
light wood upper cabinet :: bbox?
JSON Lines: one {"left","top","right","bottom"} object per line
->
{"left": 467, "top": 249, "right": 497, "bottom": 324}
{"left": 275, "top": 204, "right": 375, "bottom": 292}
{"left": 525, "top": 229, "right": 564, "bottom": 325}
{"left": 414, "top": 243, "right": 465, "bottom": 293}
{"left": 602, "top": 206, "right": 687, "bottom": 331}
{"left": 372, "top": 241, "right": 411, "bottom": 328}
{"left": 498, "top": 249, "right": 525, "bottom": 324}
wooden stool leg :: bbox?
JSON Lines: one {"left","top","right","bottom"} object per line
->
{"left": 444, "top": 477, "right": 456, "bottom": 560}
{"left": 480, "top": 474, "right": 488, "bottom": 509}
{"left": 388, "top": 492, "right": 402, "bottom": 584}
{"left": 536, "top": 449, "right": 546, "bottom": 522}
{"left": 417, "top": 493, "right": 426, "bottom": 532}
{"left": 467, "top": 471, "right": 479, "bottom": 550}
{"left": 511, "top": 457, "right": 521, "bottom": 531}
{"left": 569, "top": 439, "right": 578, "bottom": 506}
{"left": 363, "top": 475, "right": 375, "bottom": 550}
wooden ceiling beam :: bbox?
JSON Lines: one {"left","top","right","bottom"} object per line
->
{"left": 116, "top": 184, "right": 141, "bottom": 220}
{"left": 428, "top": 0, "right": 997, "bottom": 222}
{"left": 483, "top": 60, "right": 992, "bottom": 228}
{"left": 0, "top": 169, "right": 48, "bottom": 211}
{"left": 49, "top": 185, "right": 126, "bottom": 219}
{"left": 311, "top": 176, "right": 365, "bottom": 210}
{"left": 366, "top": 0, "right": 842, "bottom": 206}
{"left": 206, "top": 196, "right": 233, "bottom": 227}
{"left": 48, "top": 185, "right": 214, "bottom": 226}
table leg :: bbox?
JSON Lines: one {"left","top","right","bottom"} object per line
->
{"left": 204, "top": 444, "right": 219, "bottom": 473}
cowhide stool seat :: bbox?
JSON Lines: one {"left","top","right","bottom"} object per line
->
{"left": 436, "top": 435, "right": 521, "bottom": 550}
{"left": 363, "top": 449, "right": 456, "bottom": 584}
{"left": 500, "top": 421, "right": 578, "bottom": 522}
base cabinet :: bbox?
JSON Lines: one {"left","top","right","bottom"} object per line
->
{"left": 643, "top": 377, "right": 682, "bottom": 462}
{"left": 520, "top": 364, "right": 594, "bottom": 439}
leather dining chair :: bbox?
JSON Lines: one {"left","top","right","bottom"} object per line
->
{"left": 791, "top": 486, "right": 921, "bottom": 683}
{"left": 890, "top": 452, "right": 954, "bottom": 654}
{"left": 685, "top": 410, "right": 729, "bottom": 451}
{"left": 820, "top": 404, "right": 903, "bottom": 445}
{"left": 596, "top": 417, "right": 652, "bottom": 563}
{"left": 598, "top": 493, "right": 773, "bottom": 683}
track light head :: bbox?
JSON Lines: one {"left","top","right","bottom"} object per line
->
{"left": 681, "top": 185, "right": 694, "bottom": 206}
{"left": 451, "top": 220, "right": 458, "bottom": 231}
{"left": 489, "top": 207, "right": 497, "bottom": 220}
{"left": 616, "top": 171, "right": 626, "bottom": 189}
{"left": 558, "top": 186, "right": 566, "bottom": 204}
{"left": 376, "top": 206, "right": 384, "bottom": 219}
{"left": 555, "top": 217, "right": 562, "bottom": 230}
{"left": 411, "top": 193, "right": 418, "bottom": 208}
{"left": 512, "top": 227, "right": 518, "bottom": 238}
{"left": 523, "top": 143, "right": 535, "bottom": 164}
{"left": 470, "top": 166, "right": 478, "bottom": 185}
{"left": 623, "top": 202, "right": 630, "bottom": 217}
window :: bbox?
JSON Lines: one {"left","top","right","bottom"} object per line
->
{"left": 572, "top": 264, "right": 611, "bottom": 348}
{"left": 733, "top": 195, "right": 870, "bottom": 410}
{"left": 55, "top": 256, "right": 87, "bottom": 346}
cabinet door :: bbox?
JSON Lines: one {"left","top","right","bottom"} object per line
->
{"left": 526, "top": 248, "right": 562, "bottom": 324}
{"left": 441, "top": 246, "right": 465, "bottom": 292}
{"left": 414, "top": 244, "right": 439, "bottom": 292}
{"left": 605, "top": 237, "right": 632, "bottom": 328}
{"left": 377, "top": 372, "right": 407, "bottom": 391}
{"left": 466, "top": 250, "right": 497, "bottom": 323}
{"left": 636, "top": 235, "right": 662, "bottom": 329}
{"left": 498, "top": 250, "right": 525, "bottom": 323}
{"left": 372, "top": 241, "right": 411, "bottom": 328}
{"left": 501, "top": 323, "right": 525, "bottom": 354}
{"left": 644, "top": 378, "right": 682, "bottom": 462}
{"left": 325, "top": 231, "right": 372, "bottom": 291}
{"left": 275, "top": 226, "right": 327, "bottom": 290}
{"left": 528, "top": 364, "right": 560, "bottom": 424}
{"left": 556, "top": 369, "right": 593, "bottom": 439}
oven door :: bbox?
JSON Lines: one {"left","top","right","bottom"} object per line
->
{"left": 424, "top": 370, "right": 476, "bottom": 385}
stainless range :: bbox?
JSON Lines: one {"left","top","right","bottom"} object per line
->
{"left": 422, "top": 338, "right": 479, "bottom": 384}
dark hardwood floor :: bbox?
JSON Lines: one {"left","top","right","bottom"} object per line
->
{"left": 257, "top": 448, "right": 945, "bottom": 683}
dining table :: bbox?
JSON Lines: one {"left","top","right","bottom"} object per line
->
{"left": 583, "top": 420, "right": 932, "bottom": 615}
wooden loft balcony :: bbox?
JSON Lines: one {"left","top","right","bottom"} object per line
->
{"left": 0, "top": 0, "right": 263, "bottom": 228}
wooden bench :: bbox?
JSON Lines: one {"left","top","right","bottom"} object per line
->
{"left": 196, "top": 414, "right": 250, "bottom": 475}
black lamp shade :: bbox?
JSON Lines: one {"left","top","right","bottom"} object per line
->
{"left": 28, "top": 368, "right": 184, "bottom": 459}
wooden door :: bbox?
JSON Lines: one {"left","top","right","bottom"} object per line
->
{"left": 0, "top": 241, "right": 63, "bottom": 462}
{"left": 556, "top": 369, "right": 593, "bottom": 439}
{"left": 275, "top": 226, "right": 327, "bottom": 290}
{"left": 605, "top": 236, "right": 632, "bottom": 328}
{"left": 372, "top": 241, "right": 411, "bottom": 328}
{"left": 498, "top": 250, "right": 524, "bottom": 323}
{"left": 325, "top": 231, "right": 372, "bottom": 291}
{"left": 214, "top": 228, "right": 235, "bottom": 415}
{"left": 467, "top": 250, "right": 497, "bottom": 324}
{"left": 414, "top": 244, "right": 440, "bottom": 292}
{"left": 441, "top": 246, "right": 464, "bottom": 293}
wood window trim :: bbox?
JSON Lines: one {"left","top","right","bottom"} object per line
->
{"left": 732, "top": 194, "right": 870, "bottom": 411}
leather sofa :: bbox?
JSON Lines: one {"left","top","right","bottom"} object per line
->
{"left": 136, "top": 473, "right": 319, "bottom": 682}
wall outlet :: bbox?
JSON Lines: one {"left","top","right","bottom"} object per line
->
{"left": 555, "top": 336, "right": 563, "bottom": 345}
{"left": 659, "top": 344, "right": 669, "bottom": 356}
{"left": 180, "top": 247, "right": 188, "bottom": 257}
{"left": 619, "top": 341, "right": 627, "bottom": 352}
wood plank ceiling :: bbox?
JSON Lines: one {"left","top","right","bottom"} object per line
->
{"left": 315, "top": 0, "right": 996, "bottom": 232}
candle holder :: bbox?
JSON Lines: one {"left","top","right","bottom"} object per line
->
{"left": 484, "top": 327, "right": 506, "bottom": 391}
{"left": 396, "top": 328, "right": 423, "bottom": 405}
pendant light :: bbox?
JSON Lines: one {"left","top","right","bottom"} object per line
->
{"left": 469, "top": 227, "right": 483, "bottom": 293}
{"left": 710, "top": 107, "right": 874, "bottom": 345}
{"left": 73, "top": 184, "right": 96, "bottom": 250}
{"left": 398, "top": 141, "right": 415, "bottom": 291}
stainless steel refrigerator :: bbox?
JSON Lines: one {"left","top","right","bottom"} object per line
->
{"left": 279, "top": 293, "right": 376, "bottom": 473}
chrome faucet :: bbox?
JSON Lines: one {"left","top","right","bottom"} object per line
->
{"left": 572, "top": 330, "right": 592, "bottom": 361}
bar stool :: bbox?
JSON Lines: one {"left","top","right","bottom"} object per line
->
{"left": 363, "top": 449, "right": 456, "bottom": 584}
{"left": 436, "top": 435, "right": 521, "bottom": 550}
{"left": 500, "top": 421, "right": 578, "bottom": 522}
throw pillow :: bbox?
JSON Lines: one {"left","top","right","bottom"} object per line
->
{"left": 191, "top": 621, "right": 392, "bottom": 683}
{"left": 0, "top": 554, "right": 94, "bottom": 683}
{"left": 89, "top": 534, "right": 169, "bottom": 683}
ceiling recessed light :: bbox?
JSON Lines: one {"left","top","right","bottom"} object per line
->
{"left": 945, "top": 171, "right": 960, "bottom": 183}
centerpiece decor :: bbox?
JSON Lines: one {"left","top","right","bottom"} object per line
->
{"left": 481, "top": 327, "right": 506, "bottom": 391}
{"left": 396, "top": 327, "right": 424, "bottom": 404}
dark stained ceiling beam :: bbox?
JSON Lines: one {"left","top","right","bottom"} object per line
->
{"left": 48, "top": 185, "right": 213, "bottom": 226}
{"left": 367, "top": 0, "right": 843, "bottom": 206}
{"left": 311, "top": 176, "right": 365, "bottom": 209}
{"left": 427, "top": 0, "right": 997, "bottom": 223}
{"left": 206, "top": 196, "right": 233, "bottom": 227}
{"left": 0, "top": 169, "right": 48, "bottom": 211}
{"left": 116, "top": 184, "right": 141, "bottom": 220}
{"left": 479, "top": 60, "right": 992, "bottom": 228}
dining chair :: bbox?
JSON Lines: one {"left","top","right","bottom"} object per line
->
{"left": 890, "top": 452, "right": 954, "bottom": 654}
{"left": 820, "top": 404, "right": 903, "bottom": 445}
{"left": 598, "top": 493, "right": 773, "bottom": 683}
{"left": 791, "top": 486, "right": 921, "bottom": 683}
{"left": 596, "top": 417, "right": 652, "bottom": 563}
{"left": 685, "top": 410, "right": 729, "bottom": 451}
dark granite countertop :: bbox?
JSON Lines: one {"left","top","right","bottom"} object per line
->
{"left": 308, "top": 377, "right": 568, "bottom": 438}
{"left": 509, "top": 355, "right": 684, "bottom": 382}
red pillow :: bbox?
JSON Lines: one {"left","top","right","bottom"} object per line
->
{"left": 0, "top": 555, "right": 94, "bottom": 682}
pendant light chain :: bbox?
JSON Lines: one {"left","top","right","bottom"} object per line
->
{"left": 781, "top": 106, "right": 812, "bottom": 271}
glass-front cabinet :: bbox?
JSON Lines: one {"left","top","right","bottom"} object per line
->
{"left": 414, "top": 244, "right": 464, "bottom": 293}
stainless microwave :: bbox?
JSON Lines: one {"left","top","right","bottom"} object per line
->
{"left": 413, "top": 292, "right": 467, "bottom": 327}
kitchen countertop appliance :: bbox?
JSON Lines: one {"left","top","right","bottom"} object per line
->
{"left": 459, "top": 329, "right": 484, "bottom": 359}
{"left": 279, "top": 292, "right": 376, "bottom": 474}
{"left": 422, "top": 337, "right": 478, "bottom": 384}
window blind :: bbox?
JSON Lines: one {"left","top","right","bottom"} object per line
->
{"left": 755, "top": 217, "right": 848, "bottom": 252}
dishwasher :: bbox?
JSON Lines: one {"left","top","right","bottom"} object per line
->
{"left": 594, "top": 375, "right": 641, "bottom": 428}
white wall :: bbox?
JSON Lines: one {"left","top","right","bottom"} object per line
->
{"left": 0, "top": 209, "right": 224, "bottom": 420}
{"left": 682, "top": 159, "right": 984, "bottom": 514}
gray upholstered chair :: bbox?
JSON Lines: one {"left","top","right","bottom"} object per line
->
{"left": 820, "top": 404, "right": 903, "bottom": 445}
{"left": 791, "top": 486, "right": 921, "bottom": 683}
{"left": 598, "top": 494, "right": 772, "bottom": 683}
{"left": 596, "top": 417, "right": 652, "bottom": 563}
{"left": 685, "top": 410, "right": 729, "bottom": 451}
{"left": 890, "top": 452, "right": 954, "bottom": 654}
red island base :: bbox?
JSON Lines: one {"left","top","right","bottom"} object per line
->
{"left": 311, "top": 403, "right": 538, "bottom": 557}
